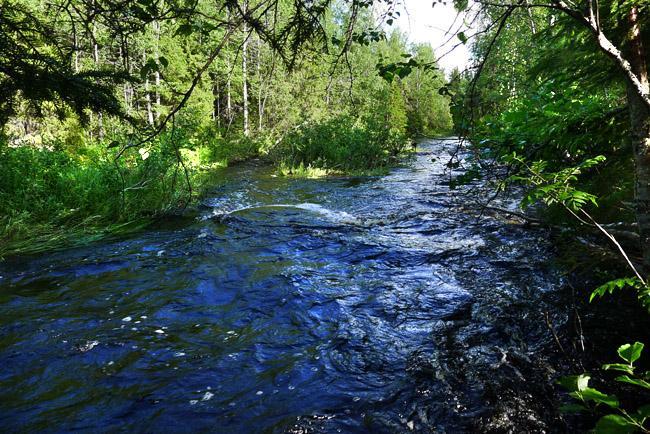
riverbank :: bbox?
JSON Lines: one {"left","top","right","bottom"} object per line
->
{"left": 0, "top": 128, "right": 435, "bottom": 259}
{"left": 0, "top": 152, "right": 210, "bottom": 259}
{"left": 466, "top": 205, "right": 650, "bottom": 432}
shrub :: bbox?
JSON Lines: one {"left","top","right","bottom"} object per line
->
{"left": 270, "top": 114, "right": 409, "bottom": 174}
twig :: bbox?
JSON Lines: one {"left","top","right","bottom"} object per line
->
{"left": 580, "top": 209, "right": 646, "bottom": 285}
{"left": 544, "top": 310, "right": 567, "bottom": 357}
{"left": 479, "top": 205, "right": 543, "bottom": 224}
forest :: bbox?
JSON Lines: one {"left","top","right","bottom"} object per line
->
{"left": 0, "top": 0, "right": 649, "bottom": 432}
{"left": 0, "top": 0, "right": 451, "bottom": 256}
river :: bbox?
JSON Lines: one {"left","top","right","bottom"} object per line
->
{"left": 0, "top": 138, "right": 564, "bottom": 432}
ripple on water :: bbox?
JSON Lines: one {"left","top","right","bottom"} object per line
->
{"left": 0, "top": 140, "right": 561, "bottom": 433}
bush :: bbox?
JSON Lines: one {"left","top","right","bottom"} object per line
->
{"left": 270, "top": 115, "right": 409, "bottom": 174}
{"left": 194, "top": 125, "right": 261, "bottom": 165}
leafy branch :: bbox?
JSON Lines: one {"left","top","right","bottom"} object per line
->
{"left": 504, "top": 152, "right": 646, "bottom": 285}
{"left": 559, "top": 342, "right": 650, "bottom": 433}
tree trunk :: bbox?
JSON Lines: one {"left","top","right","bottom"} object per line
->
{"left": 92, "top": 15, "right": 104, "bottom": 140}
{"left": 226, "top": 55, "right": 233, "bottom": 128}
{"left": 627, "top": 6, "right": 650, "bottom": 273}
{"left": 242, "top": 4, "right": 250, "bottom": 137}
{"left": 257, "top": 35, "right": 263, "bottom": 132}
{"left": 523, "top": 0, "right": 536, "bottom": 34}
{"left": 144, "top": 49, "right": 154, "bottom": 126}
{"left": 145, "top": 77, "right": 154, "bottom": 126}
{"left": 214, "top": 81, "right": 221, "bottom": 129}
{"left": 119, "top": 37, "right": 133, "bottom": 115}
{"left": 153, "top": 20, "right": 161, "bottom": 122}
{"left": 73, "top": 30, "right": 80, "bottom": 73}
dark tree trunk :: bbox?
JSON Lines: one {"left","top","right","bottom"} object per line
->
{"left": 626, "top": 6, "right": 650, "bottom": 273}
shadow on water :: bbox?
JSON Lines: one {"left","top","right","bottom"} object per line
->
{"left": 0, "top": 139, "right": 567, "bottom": 433}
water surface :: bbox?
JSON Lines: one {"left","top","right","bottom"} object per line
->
{"left": 0, "top": 139, "right": 560, "bottom": 432}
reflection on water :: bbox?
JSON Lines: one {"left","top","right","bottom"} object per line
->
{"left": 0, "top": 139, "right": 560, "bottom": 432}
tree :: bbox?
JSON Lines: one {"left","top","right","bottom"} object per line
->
{"left": 0, "top": 0, "right": 124, "bottom": 125}
{"left": 452, "top": 0, "right": 650, "bottom": 272}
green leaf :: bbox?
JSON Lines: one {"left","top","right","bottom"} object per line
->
{"left": 438, "top": 85, "right": 451, "bottom": 96}
{"left": 557, "top": 374, "right": 590, "bottom": 392}
{"left": 158, "top": 56, "right": 169, "bottom": 68}
{"left": 453, "top": 0, "right": 469, "bottom": 11}
{"left": 615, "top": 375, "right": 650, "bottom": 390}
{"left": 397, "top": 66, "right": 412, "bottom": 79}
{"left": 591, "top": 279, "right": 643, "bottom": 302}
{"left": 594, "top": 414, "right": 636, "bottom": 434}
{"left": 579, "top": 388, "right": 619, "bottom": 408}
{"left": 457, "top": 32, "right": 468, "bottom": 44}
{"left": 140, "top": 59, "right": 159, "bottom": 79}
{"left": 576, "top": 374, "right": 590, "bottom": 391}
{"left": 618, "top": 342, "right": 644, "bottom": 365}
{"left": 107, "top": 140, "right": 120, "bottom": 149}
{"left": 602, "top": 363, "right": 634, "bottom": 375}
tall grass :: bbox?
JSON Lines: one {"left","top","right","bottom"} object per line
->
{"left": 0, "top": 127, "right": 261, "bottom": 257}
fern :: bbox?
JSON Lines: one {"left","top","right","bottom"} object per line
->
{"left": 590, "top": 277, "right": 644, "bottom": 302}
{"left": 590, "top": 278, "right": 650, "bottom": 313}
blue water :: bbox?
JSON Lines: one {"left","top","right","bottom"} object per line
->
{"left": 0, "top": 139, "right": 561, "bottom": 432}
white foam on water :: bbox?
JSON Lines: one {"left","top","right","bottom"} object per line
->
{"left": 211, "top": 202, "right": 359, "bottom": 225}
{"left": 292, "top": 203, "right": 358, "bottom": 224}
{"left": 79, "top": 340, "right": 99, "bottom": 352}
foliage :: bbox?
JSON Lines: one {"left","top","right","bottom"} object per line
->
{"left": 504, "top": 152, "right": 605, "bottom": 212}
{"left": 0, "top": 0, "right": 452, "bottom": 254}
{"left": 0, "top": 128, "right": 223, "bottom": 257}
{"left": 0, "top": 1, "right": 124, "bottom": 124}
{"left": 559, "top": 343, "right": 650, "bottom": 433}
{"left": 270, "top": 114, "right": 408, "bottom": 173}
{"left": 590, "top": 278, "right": 650, "bottom": 312}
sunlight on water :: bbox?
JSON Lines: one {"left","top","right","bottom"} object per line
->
{"left": 0, "top": 139, "right": 561, "bottom": 433}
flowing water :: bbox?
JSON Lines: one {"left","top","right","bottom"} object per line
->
{"left": 0, "top": 139, "right": 564, "bottom": 433}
